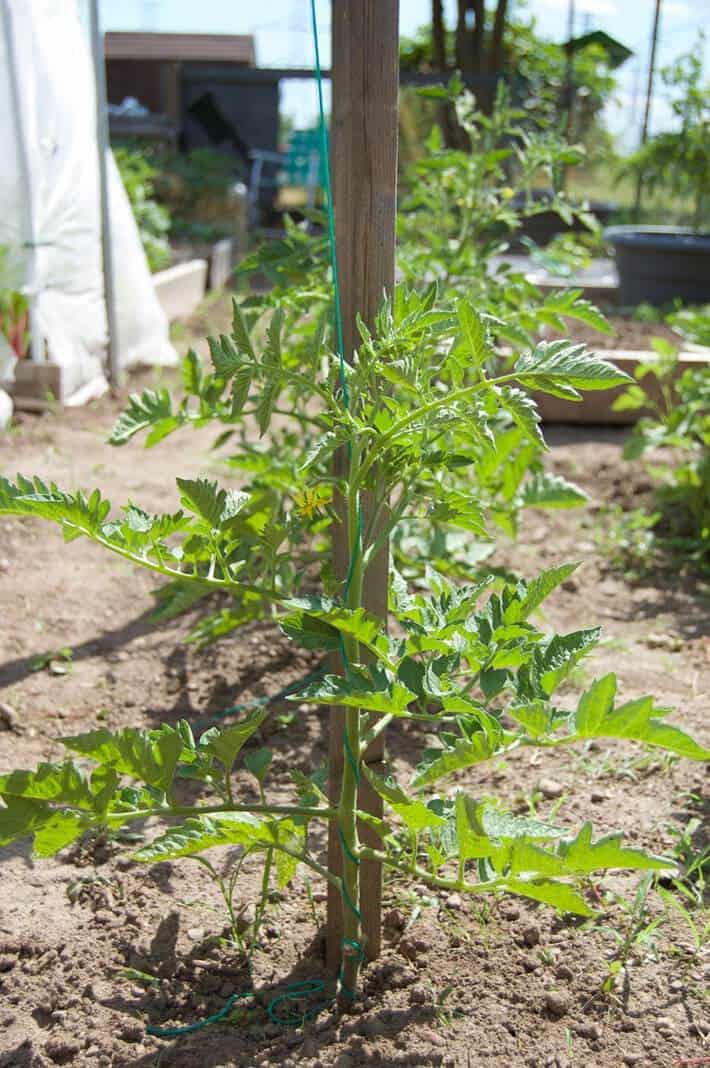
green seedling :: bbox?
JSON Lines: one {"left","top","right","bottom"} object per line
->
{"left": 31, "top": 647, "right": 73, "bottom": 675}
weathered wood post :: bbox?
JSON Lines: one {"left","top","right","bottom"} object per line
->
{"left": 327, "top": 0, "right": 400, "bottom": 970}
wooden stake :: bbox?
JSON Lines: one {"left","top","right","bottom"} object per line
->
{"left": 327, "top": 0, "right": 400, "bottom": 971}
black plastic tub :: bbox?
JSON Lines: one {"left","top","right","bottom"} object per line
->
{"left": 605, "top": 226, "right": 710, "bottom": 306}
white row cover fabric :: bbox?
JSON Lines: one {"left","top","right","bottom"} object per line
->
{"left": 0, "top": 0, "right": 176, "bottom": 406}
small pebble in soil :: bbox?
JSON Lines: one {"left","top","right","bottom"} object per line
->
{"left": 544, "top": 991, "right": 568, "bottom": 1018}
{"left": 445, "top": 892, "right": 463, "bottom": 910}
{"left": 555, "top": 964, "right": 573, "bottom": 981}
{"left": 384, "top": 908, "right": 406, "bottom": 931}
{"left": 622, "top": 1055, "right": 643, "bottom": 1066}
{"left": 0, "top": 702, "right": 19, "bottom": 730}
{"left": 538, "top": 778, "right": 564, "bottom": 799}
{"left": 119, "top": 1023, "right": 143, "bottom": 1044}
{"left": 522, "top": 924, "right": 541, "bottom": 948}
{"left": 45, "top": 1037, "right": 82, "bottom": 1064}
{"left": 590, "top": 791, "right": 607, "bottom": 803}
{"left": 576, "top": 1022, "right": 601, "bottom": 1041}
{"left": 186, "top": 927, "right": 205, "bottom": 941}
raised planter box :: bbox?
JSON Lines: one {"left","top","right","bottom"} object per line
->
{"left": 3, "top": 360, "right": 63, "bottom": 413}
{"left": 605, "top": 226, "right": 710, "bottom": 307}
{"left": 535, "top": 349, "right": 710, "bottom": 425}
{"left": 171, "top": 238, "right": 236, "bottom": 292}
{"left": 153, "top": 259, "right": 207, "bottom": 323}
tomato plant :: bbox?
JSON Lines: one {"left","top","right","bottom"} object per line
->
{"left": 1, "top": 288, "right": 707, "bottom": 1001}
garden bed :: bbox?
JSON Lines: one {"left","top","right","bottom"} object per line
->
{"left": 0, "top": 310, "right": 708, "bottom": 1066}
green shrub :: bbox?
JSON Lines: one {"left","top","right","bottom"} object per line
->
{"left": 114, "top": 145, "right": 172, "bottom": 273}
{"left": 613, "top": 334, "right": 710, "bottom": 572}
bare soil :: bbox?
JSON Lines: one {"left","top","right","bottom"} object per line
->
{"left": 0, "top": 302, "right": 708, "bottom": 1068}
{"left": 550, "top": 313, "right": 683, "bottom": 353}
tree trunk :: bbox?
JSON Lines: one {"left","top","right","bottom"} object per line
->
{"left": 432, "top": 0, "right": 446, "bottom": 70}
{"left": 482, "top": 0, "right": 508, "bottom": 112}
{"left": 488, "top": 0, "right": 508, "bottom": 75}
{"left": 455, "top": 0, "right": 484, "bottom": 74}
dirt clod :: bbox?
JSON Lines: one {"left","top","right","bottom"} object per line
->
{"left": 0, "top": 702, "right": 18, "bottom": 731}
{"left": 538, "top": 778, "right": 564, "bottom": 799}
{"left": 544, "top": 991, "right": 569, "bottom": 1018}
{"left": 522, "top": 924, "right": 541, "bottom": 948}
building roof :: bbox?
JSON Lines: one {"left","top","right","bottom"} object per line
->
{"left": 104, "top": 32, "right": 255, "bottom": 65}
{"left": 565, "top": 31, "right": 633, "bottom": 69}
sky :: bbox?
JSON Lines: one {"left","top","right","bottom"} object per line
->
{"left": 98, "top": 0, "right": 709, "bottom": 151}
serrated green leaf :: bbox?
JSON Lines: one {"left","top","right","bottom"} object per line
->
{"left": 537, "top": 628, "right": 600, "bottom": 695}
{"left": 263, "top": 308, "right": 284, "bottom": 370}
{"left": 231, "top": 298, "right": 256, "bottom": 360}
{"left": 280, "top": 610, "right": 341, "bottom": 652}
{"left": 521, "top": 472, "right": 587, "bottom": 509}
{"left": 230, "top": 366, "right": 252, "bottom": 416}
{"left": 558, "top": 822, "right": 672, "bottom": 873}
{"left": 0, "top": 763, "right": 93, "bottom": 808}
{"left": 263, "top": 819, "right": 304, "bottom": 888}
{"left": 365, "top": 768, "right": 446, "bottom": 832}
{"left": 282, "top": 598, "right": 392, "bottom": 664}
{"left": 208, "top": 335, "right": 240, "bottom": 379}
{"left": 500, "top": 878, "right": 593, "bottom": 915}
{"left": 499, "top": 387, "right": 545, "bottom": 448}
{"left": 176, "top": 477, "right": 225, "bottom": 527}
{"left": 256, "top": 380, "right": 279, "bottom": 436}
{"left": 482, "top": 807, "right": 563, "bottom": 841}
{"left": 243, "top": 747, "right": 273, "bottom": 785}
{"left": 507, "top": 700, "right": 553, "bottom": 738}
{"left": 133, "top": 813, "right": 266, "bottom": 862}
{"left": 182, "top": 349, "right": 202, "bottom": 395}
{"left": 151, "top": 579, "right": 213, "bottom": 623}
{"left": 412, "top": 725, "right": 511, "bottom": 788}
{"left": 571, "top": 681, "right": 710, "bottom": 760}
{"left": 300, "top": 666, "right": 416, "bottom": 715}
{"left": 109, "top": 389, "right": 174, "bottom": 446}
{"left": 517, "top": 563, "right": 579, "bottom": 619}
{"left": 515, "top": 341, "right": 631, "bottom": 392}
{"left": 0, "top": 795, "right": 52, "bottom": 847}
{"left": 574, "top": 673, "right": 617, "bottom": 736}
{"left": 457, "top": 300, "right": 488, "bottom": 367}
{"left": 199, "top": 706, "right": 268, "bottom": 774}
{"left": 32, "top": 812, "right": 89, "bottom": 857}
{"left": 61, "top": 725, "right": 183, "bottom": 792}
{"left": 0, "top": 476, "right": 111, "bottom": 540}
{"left": 543, "top": 292, "right": 612, "bottom": 335}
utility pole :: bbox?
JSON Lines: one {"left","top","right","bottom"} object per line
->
{"left": 327, "top": 0, "right": 400, "bottom": 970}
{"left": 634, "top": 0, "right": 662, "bottom": 217}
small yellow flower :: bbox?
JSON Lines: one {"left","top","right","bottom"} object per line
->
{"left": 293, "top": 487, "right": 329, "bottom": 520}
{"left": 501, "top": 186, "right": 514, "bottom": 200}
